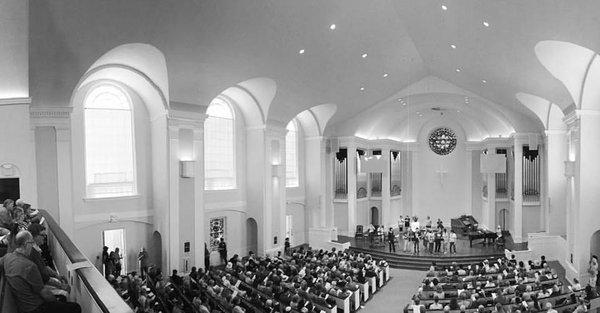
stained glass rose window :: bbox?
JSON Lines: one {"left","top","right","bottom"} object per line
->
{"left": 428, "top": 128, "right": 457, "bottom": 155}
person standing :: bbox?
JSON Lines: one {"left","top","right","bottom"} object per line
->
{"left": 442, "top": 228, "right": 449, "bottom": 254}
{"left": 218, "top": 238, "right": 227, "bottom": 264}
{"left": 138, "top": 246, "right": 148, "bottom": 279}
{"left": 284, "top": 237, "right": 291, "bottom": 256}
{"left": 387, "top": 228, "right": 396, "bottom": 253}
{"left": 204, "top": 243, "right": 210, "bottom": 269}
{"left": 434, "top": 229, "right": 443, "bottom": 253}
{"left": 113, "top": 247, "right": 122, "bottom": 276}
{"left": 102, "top": 246, "right": 112, "bottom": 279}
{"left": 588, "top": 255, "right": 598, "bottom": 287}
{"left": 403, "top": 230, "right": 410, "bottom": 252}
{"left": 449, "top": 229, "right": 458, "bottom": 254}
{"left": 412, "top": 229, "right": 420, "bottom": 254}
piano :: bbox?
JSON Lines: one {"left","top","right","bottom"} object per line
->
{"left": 450, "top": 215, "right": 478, "bottom": 234}
{"left": 468, "top": 229, "right": 498, "bottom": 247}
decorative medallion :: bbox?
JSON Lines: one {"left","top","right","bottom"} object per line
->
{"left": 428, "top": 127, "right": 457, "bottom": 155}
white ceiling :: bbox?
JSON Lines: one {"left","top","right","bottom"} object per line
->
{"left": 29, "top": 0, "right": 600, "bottom": 136}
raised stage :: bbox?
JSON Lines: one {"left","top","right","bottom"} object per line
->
{"left": 337, "top": 233, "right": 523, "bottom": 270}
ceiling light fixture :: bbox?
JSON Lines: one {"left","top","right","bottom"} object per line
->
{"left": 330, "top": 24, "right": 336, "bottom": 30}
{"left": 299, "top": 49, "right": 305, "bottom": 54}
{"left": 360, "top": 87, "right": 365, "bottom": 91}
{"left": 482, "top": 79, "right": 487, "bottom": 84}
{"left": 455, "top": 68, "right": 461, "bottom": 72}
{"left": 441, "top": 4, "right": 448, "bottom": 10}
{"left": 362, "top": 53, "right": 368, "bottom": 58}
{"left": 483, "top": 21, "right": 490, "bottom": 27}
{"left": 450, "top": 44, "right": 456, "bottom": 49}
{"left": 383, "top": 73, "right": 389, "bottom": 78}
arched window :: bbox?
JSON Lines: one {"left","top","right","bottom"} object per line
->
{"left": 204, "top": 99, "right": 236, "bottom": 190}
{"left": 285, "top": 120, "right": 299, "bottom": 187}
{"left": 84, "top": 84, "right": 136, "bottom": 198}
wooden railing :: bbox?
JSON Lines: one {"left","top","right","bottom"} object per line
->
{"left": 40, "top": 210, "right": 133, "bottom": 313}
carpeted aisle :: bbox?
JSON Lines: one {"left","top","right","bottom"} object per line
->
{"left": 360, "top": 268, "right": 424, "bottom": 313}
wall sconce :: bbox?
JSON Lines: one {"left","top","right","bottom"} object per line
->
{"left": 180, "top": 160, "right": 195, "bottom": 178}
{"left": 564, "top": 161, "right": 575, "bottom": 178}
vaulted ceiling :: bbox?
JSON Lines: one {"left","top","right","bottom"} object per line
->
{"left": 29, "top": 0, "right": 600, "bottom": 137}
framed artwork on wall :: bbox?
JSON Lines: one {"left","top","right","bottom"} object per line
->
{"left": 209, "top": 217, "right": 226, "bottom": 252}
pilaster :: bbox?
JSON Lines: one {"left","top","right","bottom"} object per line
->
{"left": 30, "top": 107, "right": 74, "bottom": 236}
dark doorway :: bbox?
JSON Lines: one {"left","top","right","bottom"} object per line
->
{"left": 0, "top": 178, "right": 19, "bottom": 203}
{"left": 371, "top": 207, "right": 380, "bottom": 226}
{"left": 246, "top": 218, "right": 258, "bottom": 255}
{"left": 151, "top": 231, "right": 162, "bottom": 269}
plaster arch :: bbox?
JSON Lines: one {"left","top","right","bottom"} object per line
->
{"left": 293, "top": 104, "right": 337, "bottom": 138}
{"left": 220, "top": 77, "right": 277, "bottom": 128}
{"left": 73, "top": 43, "right": 169, "bottom": 119}
{"left": 535, "top": 41, "right": 600, "bottom": 111}
{"left": 516, "top": 92, "right": 566, "bottom": 131}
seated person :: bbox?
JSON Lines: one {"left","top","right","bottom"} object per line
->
{"left": 1, "top": 230, "right": 81, "bottom": 313}
{"left": 430, "top": 297, "right": 444, "bottom": 310}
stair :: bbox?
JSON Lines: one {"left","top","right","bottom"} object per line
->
{"left": 348, "top": 246, "right": 505, "bottom": 271}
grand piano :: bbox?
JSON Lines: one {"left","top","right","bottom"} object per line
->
{"left": 450, "top": 215, "right": 478, "bottom": 234}
{"left": 468, "top": 229, "right": 498, "bottom": 247}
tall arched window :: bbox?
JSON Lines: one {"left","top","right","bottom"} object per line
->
{"left": 285, "top": 120, "right": 299, "bottom": 187}
{"left": 84, "top": 84, "right": 136, "bottom": 198}
{"left": 204, "top": 99, "right": 236, "bottom": 190}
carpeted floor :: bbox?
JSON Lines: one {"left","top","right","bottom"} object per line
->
{"left": 360, "top": 268, "right": 424, "bottom": 313}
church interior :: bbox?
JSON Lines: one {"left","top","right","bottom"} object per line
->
{"left": 1, "top": 1, "right": 600, "bottom": 312}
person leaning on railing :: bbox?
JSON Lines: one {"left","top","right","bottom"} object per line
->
{"left": 0, "top": 230, "right": 81, "bottom": 313}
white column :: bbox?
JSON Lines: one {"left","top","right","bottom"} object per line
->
{"left": 544, "top": 130, "right": 567, "bottom": 236}
{"left": 513, "top": 139, "right": 524, "bottom": 243}
{"left": 192, "top": 126, "right": 206, "bottom": 270}
{"left": 465, "top": 149, "right": 473, "bottom": 216}
{"left": 485, "top": 148, "right": 497, "bottom": 230}
{"left": 168, "top": 124, "right": 180, "bottom": 271}
{"left": 305, "top": 136, "right": 327, "bottom": 228}
{"left": 56, "top": 127, "right": 74, "bottom": 236}
{"left": 381, "top": 148, "right": 391, "bottom": 228}
{"left": 347, "top": 144, "right": 357, "bottom": 236}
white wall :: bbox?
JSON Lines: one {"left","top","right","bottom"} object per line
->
{"left": 471, "top": 150, "right": 483, "bottom": 222}
{"left": 285, "top": 203, "right": 306, "bottom": 246}
{"left": 334, "top": 201, "right": 349, "bottom": 235}
{"left": 35, "top": 126, "right": 59, "bottom": 217}
{"left": 0, "top": 104, "right": 37, "bottom": 206}
{"left": 0, "top": 0, "right": 28, "bottom": 98}
{"left": 413, "top": 122, "right": 469, "bottom": 222}
{"left": 523, "top": 204, "right": 542, "bottom": 236}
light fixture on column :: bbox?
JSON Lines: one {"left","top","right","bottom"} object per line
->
{"left": 564, "top": 161, "right": 575, "bottom": 178}
{"left": 180, "top": 160, "right": 195, "bottom": 178}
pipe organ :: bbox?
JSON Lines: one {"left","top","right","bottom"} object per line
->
{"left": 522, "top": 145, "right": 540, "bottom": 202}
{"left": 334, "top": 148, "right": 347, "bottom": 199}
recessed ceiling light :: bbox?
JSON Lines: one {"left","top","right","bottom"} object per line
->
{"left": 450, "top": 44, "right": 457, "bottom": 49}
{"left": 402, "top": 103, "right": 406, "bottom": 106}
{"left": 360, "top": 87, "right": 365, "bottom": 91}
{"left": 383, "top": 73, "right": 389, "bottom": 78}
{"left": 482, "top": 79, "right": 487, "bottom": 84}
{"left": 457, "top": 110, "right": 461, "bottom": 113}
{"left": 483, "top": 21, "right": 490, "bottom": 27}
{"left": 362, "top": 53, "right": 368, "bottom": 58}
{"left": 397, "top": 98, "right": 402, "bottom": 102}
{"left": 299, "top": 49, "right": 305, "bottom": 54}
{"left": 455, "top": 68, "right": 461, "bottom": 72}
{"left": 330, "top": 24, "right": 336, "bottom": 30}
{"left": 441, "top": 4, "right": 448, "bottom": 10}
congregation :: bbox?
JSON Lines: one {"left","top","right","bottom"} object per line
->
{"left": 406, "top": 255, "right": 600, "bottom": 313}
{"left": 0, "top": 199, "right": 81, "bottom": 313}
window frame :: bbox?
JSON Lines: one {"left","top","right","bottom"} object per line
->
{"left": 285, "top": 119, "right": 300, "bottom": 188}
{"left": 204, "top": 97, "right": 237, "bottom": 191}
{"left": 82, "top": 83, "right": 139, "bottom": 199}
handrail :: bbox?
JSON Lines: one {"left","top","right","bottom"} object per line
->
{"left": 40, "top": 209, "right": 133, "bottom": 313}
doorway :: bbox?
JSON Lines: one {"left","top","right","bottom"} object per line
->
{"left": 591, "top": 230, "right": 600, "bottom": 261}
{"left": 103, "top": 229, "right": 126, "bottom": 274}
{"left": 285, "top": 215, "right": 293, "bottom": 246}
{"left": 498, "top": 209, "right": 508, "bottom": 231}
{"left": 246, "top": 218, "right": 258, "bottom": 255}
{"left": 151, "top": 231, "right": 162, "bottom": 269}
{"left": 371, "top": 207, "right": 380, "bottom": 226}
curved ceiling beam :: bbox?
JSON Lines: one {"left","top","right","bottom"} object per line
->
{"left": 516, "top": 92, "right": 566, "bottom": 131}
{"left": 535, "top": 40, "right": 597, "bottom": 109}
{"left": 294, "top": 103, "right": 337, "bottom": 138}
